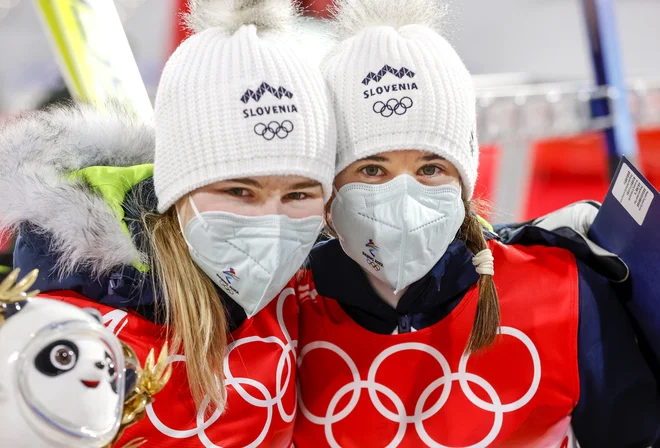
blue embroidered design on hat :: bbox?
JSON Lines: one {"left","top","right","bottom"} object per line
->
{"left": 361, "top": 65, "right": 415, "bottom": 85}
{"left": 372, "top": 97, "right": 414, "bottom": 117}
{"left": 240, "top": 82, "right": 294, "bottom": 103}
{"left": 254, "top": 121, "right": 294, "bottom": 140}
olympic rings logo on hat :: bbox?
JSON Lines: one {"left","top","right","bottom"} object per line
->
{"left": 254, "top": 121, "right": 294, "bottom": 140}
{"left": 298, "top": 326, "right": 541, "bottom": 448}
{"left": 145, "top": 288, "right": 297, "bottom": 448}
{"left": 372, "top": 97, "right": 414, "bottom": 117}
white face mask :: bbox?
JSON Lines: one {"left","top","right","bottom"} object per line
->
{"left": 330, "top": 175, "right": 465, "bottom": 293}
{"left": 180, "top": 197, "right": 323, "bottom": 317}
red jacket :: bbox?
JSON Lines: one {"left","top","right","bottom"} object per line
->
{"left": 294, "top": 241, "right": 580, "bottom": 447}
{"left": 41, "top": 281, "right": 300, "bottom": 448}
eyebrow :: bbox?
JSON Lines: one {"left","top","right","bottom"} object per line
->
{"left": 227, "top": 178, "right": 263, "bottom": 188}
{"left": 420, "top": 154, "right": 446, "bottom": 162}
{"left": 290, "top": 180, "right": 322, "bottom": 190}
{"left": 360, "top": 155, "right": 389, "bottom": 162}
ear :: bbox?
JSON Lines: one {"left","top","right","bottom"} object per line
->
{"left": 323, "top": 191, "right": 336, "bottom": 233}
{"left": 0, "top": 300, "right": 28, "bottom": 322}
{"left": 123, "top": 349, "right": 141, "bottom": 393}
{"left": 174, "top": 196, "right": 193, "bottom": 234}
{"left": 124, "top": 367, "right": 138, "bottom": 395}
{"left": 82, "top": 308, "right": 103, "bottom": 323}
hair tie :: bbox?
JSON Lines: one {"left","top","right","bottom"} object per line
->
{"left": 473, "top": 249, "right": 494, "bottom": 276}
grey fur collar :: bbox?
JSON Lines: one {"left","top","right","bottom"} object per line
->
{"left": 0, "top": 103, "right": 154, "bottom": 276}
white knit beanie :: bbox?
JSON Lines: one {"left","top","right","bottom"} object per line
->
{"left": 323, "top": 0, "right": 478, "bottom": 199}
{"left": 154, "top": 0, "right": 337, "bottom": 213}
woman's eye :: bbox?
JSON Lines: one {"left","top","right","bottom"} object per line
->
{"left": 418, "top": 165, "right": 442, "bottom": 176}
{"left": 226, "top": 188, "right": 249, "bottom": 197}
{"left": 361, "top": 165, "right": 383, "bottom": 177}
{"left": 286, "top": 192, "right": 308, "bottom": 201}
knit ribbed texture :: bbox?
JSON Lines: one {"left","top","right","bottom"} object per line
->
{"left": 155, "top": 25, "right": 336, "bottom": 212}
{"left": 322, "top": 25, "right": 478, "bottom": 199}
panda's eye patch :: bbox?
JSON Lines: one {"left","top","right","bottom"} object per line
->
{"left": 35, "top": 340, "right": 79, "bottom": 376}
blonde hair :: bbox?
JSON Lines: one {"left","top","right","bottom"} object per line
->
{"left": 458, "top": 199, "right": 500, "bottom": 353}
{"left": 142, "top": 207, "right": 228, "bottom": 410}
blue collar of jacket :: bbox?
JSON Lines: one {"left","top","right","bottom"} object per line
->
{"left": 308, "top": 238, "right": 482, "bottom": 334}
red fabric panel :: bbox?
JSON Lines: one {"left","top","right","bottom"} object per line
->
{"left": 474, "top": 145, "right": 500, "bottom": 220}
{"left": 523, "top": 130, "right": 660, "bottom": 220}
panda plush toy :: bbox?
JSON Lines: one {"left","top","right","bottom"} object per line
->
{"left": 0, "top": 270, "right": 129, "bottom": 448}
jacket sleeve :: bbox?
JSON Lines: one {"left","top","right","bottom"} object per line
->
{"left": 572, "top": 259, "right": 660, "bottom": 447}
{"left": 13, "top": 227, "right": 156, "bottom": 321}
{"left": 13, "top": 227, "right": 108, "bottom": 300}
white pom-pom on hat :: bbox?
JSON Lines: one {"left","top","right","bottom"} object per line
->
{"left": 184, "top": 0, "right": 301, "bottom": 34}
{"left": 330, "top": 0, "right": 448, "bottom": 39}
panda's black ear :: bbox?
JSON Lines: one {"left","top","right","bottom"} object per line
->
{"left": 82, "top": 308, "right": 103, "bottom": 323}
{"left": 124, "top": 367, "right": 138, "bottom": 394}
{"left": 110, "top": 366, "right": 138, "bottom": 395}
{"left": 0, "top": 299, "right": 28, "bottom": 321}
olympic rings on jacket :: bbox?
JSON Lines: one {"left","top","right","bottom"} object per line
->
{"left": 372, "top": 97, "right": 414, "bottom": 117}
{"left": 144, "top": 288, "right": 298, "bottom": 447}
{"left": 254, "top": 120, "right": 294, "bottom": 140}
{"left": 298, "top": 326, "right": 541, "bottom": 448}
{"left": 366, "top": 258, "right": 381, "bottom": 271}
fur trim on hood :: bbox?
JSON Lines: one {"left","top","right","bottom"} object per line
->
{"left": 0, "top": 103, "right": 154, "bottom": 277}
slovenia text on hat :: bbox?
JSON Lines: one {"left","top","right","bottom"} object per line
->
{"left": 154, "top": 0, "right": 337, "bottom": 213}
{"left": 323, "top": 0, "right": 478, "bottom": 199}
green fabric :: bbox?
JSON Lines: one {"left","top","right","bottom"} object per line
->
{"left": 69, "top": 164, "right": 154, "bottom": 272}
{"left": 477, "top": 215, "right": 494, "bottom": 232}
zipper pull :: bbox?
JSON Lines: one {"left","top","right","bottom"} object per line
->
{"left": 108, "top": 272, "right": 124, "bottom": 295}
{"left": 398, "top": 314, "right": 412, "bottom": 334}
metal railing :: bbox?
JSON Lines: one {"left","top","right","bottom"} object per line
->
{"left": 474, "top": 80, "right": 660, "bottom": 222}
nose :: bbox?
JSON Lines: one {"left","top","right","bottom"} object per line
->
{"left": 94, "top": 361, "right": 106, "bottom": 370}
{"left": 261, "top": 196, "right": 285, "bottom": 215}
